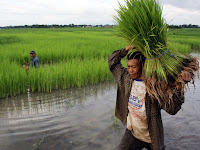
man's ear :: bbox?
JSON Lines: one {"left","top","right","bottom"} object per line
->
{"left": 141, "top": 62, "right": 145, "bottom": 69}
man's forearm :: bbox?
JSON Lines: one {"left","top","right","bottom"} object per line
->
{"left": 108, "top": 48, "right": 127, "bottom": 71}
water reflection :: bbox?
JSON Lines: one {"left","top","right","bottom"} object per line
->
{"left": 0, "top": 81, "right": 124, "bottom": 150}
{"left": 0, "top": 82, "right": 115, "bottom": 118}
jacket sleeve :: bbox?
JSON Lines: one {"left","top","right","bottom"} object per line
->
{"left": 30, "top": 61, "right": 34, "bottom": 67}
{"left": 160, "top": 91, "right": 184, "bottom": 115}
{"left": 34, "top": 59, "right": 40, "bottom": 68}
{"left": 108, "top": 48, "right": 128, "bottom": 84}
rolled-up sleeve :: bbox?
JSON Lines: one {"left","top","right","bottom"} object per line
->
{"left": 160, "top": 91, "right": 184, "bottom": 115}
{"left": 108, "top": 48, "right": 128, "bottom": 84}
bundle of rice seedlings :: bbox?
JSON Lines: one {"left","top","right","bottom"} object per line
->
{"left": 114, "top": 0, "right": 199, "bottom": 104}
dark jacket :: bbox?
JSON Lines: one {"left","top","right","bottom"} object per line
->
{"left": 108, "top": 48, "right": 184, "bottom": 150}
{"left": 30, "top": 56, "right": 40, "bottom": 68}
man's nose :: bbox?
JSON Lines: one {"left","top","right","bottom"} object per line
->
{"left": 129, "top": 68, "right": 134, "bottom": 73}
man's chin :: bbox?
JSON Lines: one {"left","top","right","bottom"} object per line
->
{"left": 130, "top": 75, "right": 136, "bottom": 79}
{"left": 130, "top": 74, "right": 141, "bottom": 79}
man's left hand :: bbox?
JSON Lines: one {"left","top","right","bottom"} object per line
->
{"left": 180, "top": 71, "right": 191, "bottom": 83}
{"left": 25, "top": 66, "right": 29, "bottom": 71}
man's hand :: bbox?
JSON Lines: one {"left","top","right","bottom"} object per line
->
{"left": 125, "top": 45, "right": 135, "bottom": 52}
{"left": 25, "top": 66, "right": 29, "bottom": 71}
{"left": 180, "top": 71, "right": 191, "bottom": 83}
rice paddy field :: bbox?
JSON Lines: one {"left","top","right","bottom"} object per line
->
{"left": 0, "top": 27, "right": 200, "bottom": 99}
{"left": 0, "top": 27, "right": 200, "bottom": 150}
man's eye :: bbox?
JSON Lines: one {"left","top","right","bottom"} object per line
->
{"left": 128, "top": 66, "right": 136, "bottom": 69}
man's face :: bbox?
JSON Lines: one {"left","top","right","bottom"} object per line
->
{"left": 127, "top": 59, "right": 142, "bottom": 79}
{"left": 30, "top": 53, "right": 35, "bottom": 58}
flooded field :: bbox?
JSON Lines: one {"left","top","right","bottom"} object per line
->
{"left": 0, "top": 53, "right": 199, "bottom": 150}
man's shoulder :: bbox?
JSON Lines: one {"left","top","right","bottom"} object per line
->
{"left": 33, "top": 56, "right": 40, "bottom": 61}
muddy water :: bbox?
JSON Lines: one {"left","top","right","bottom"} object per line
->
{"left": 0, "top": 54, "right": 200, "bottom": 150}
{"left": 0, "top": 82, "right": 124, "bottom": 150}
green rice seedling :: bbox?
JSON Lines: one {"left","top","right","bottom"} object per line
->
{"left": 48, "top": 70, "right": 53, "bottom": 93}
{"left": 76, "top": 61, "right": 85, "bottom": 88}
{"left": 114, "top": 0, "right": 184, "bottom": 81}
{"left": 83, "top": 60, "right": 90, "bottom": 85}
{"left": 88, "top": 59, "right": 99, "bottom": 85}
{"left": 0, "top": 28, "right": 126, "bottom": 66}
{"left": 45, "top": 70, "right": 50, "bottom": 93}
{"left": 60, "top": 61, "right": 70, "bottom": 89}
{"left": 40, "top": 68, "right": 47, "bottom": 92}
{"left": 0, "top": 74, "right": 6, "bottom": 99}
{"left": 52, "top": 66, "right": 59, "bottom": 90}
{"left": 168, "top": 36, "right": 200, "bottom": 49}
{"left": 29, "top": 67, "right": 37, "bottom": 92}
{"left": 0, "top": 60, "right": 27, "bottom": 98}
{"left": 168, "top": 28, "right": 200, "bottom": 38}
{"left": 26, "top": 58, "right": 115, "bottom": 93}
{"left": 114, "top": 0, "right": 199, "bottom": 104}
{"left": 168, "top": 42, "right": 191, "bottom": 55}
{"left": 0, "top": 27, "right": 199, "bottom": 99}
{"left": 21, "top": 69, "right": 27, "bottom": 94}
{"left": 62, "top": 66, "right": 68, "bottom": 90}
{"left": 12, "top": 70, "right": 19, "bottom": 96}
{"left": 65, "top": 62, "right": 72, "bottom": 89}
{"left": 37, "top": 70, "right": 41, "bottom": 92}
{"left": 98, "top": 58, "right": 107, "bottom": 82}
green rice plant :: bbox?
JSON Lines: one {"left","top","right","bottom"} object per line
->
{"left": 168, "top": 42, "right": 191, "bottom": 55}
{"left": 83, "top": 60, "right": 90, "bottom": 85}
{"left": 29, "top": 67, "right": 37, "bottom": 92}
{"left": 26, "top": 58, "right": 114, "bottom": 93}
{"left": 40, "top": 68, "right": 47, "bottom": 92}
{"left": 98, "top": 58, "right": 107, "bottom": 82}
{"left": 168, "top": 28, "right": 200, "bottom": 38}
{"left": 37, "top": 70, "right": 41, "bottom": 92}
{"left": 0, "top": 27, "right": 199, "bottom": 99}
{"left": 168, "top": 36, "right": 200, "bottom": 49}
{"left": 114, "top": 0, "right": 186, "bottom": 81}
{"left": 62, "top": 67, "right": 68, "bottom": 90}
{"left": 0, "top": 60, "right": 27, "bottom": 98}
{"left": 114, "top": 0, "right": 199, "bottom": 104}
{"left": 12, "top": 70, "right": 19, "bottom": 96}
{"left": 76, "top": 61, "right": 85, "bottom": 88}
{"left": 52, "top": 66, "right": 59, "bottom": 90}
{"left": 0, "top": 28, "right": 125, "bottom": 66}
{"left": 0, "top": 74, "right": 6, "bottom": 98}
{"left": 21, "top": 69, "right": 27, "bottom": 94}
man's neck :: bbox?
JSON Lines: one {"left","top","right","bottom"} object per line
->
{"left": 133, "top": 75, "right": 143, "bottom": 80}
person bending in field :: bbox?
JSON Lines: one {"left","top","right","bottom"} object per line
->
{"left": 25, "top": 50, "right": 40, "bottom": 70}
{"left": 108, "top": 45, "right": 192, "bottom": 150}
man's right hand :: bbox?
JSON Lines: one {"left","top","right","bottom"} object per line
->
{"left": 125, "top": 45, "right": 135, "bottom": 52}
{"left": 25, "top": 66, "right": 29, "bottom": 71}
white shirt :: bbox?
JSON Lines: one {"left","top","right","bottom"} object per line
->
{"left": 127, "top": 79, "right": 152, "bottom": 143}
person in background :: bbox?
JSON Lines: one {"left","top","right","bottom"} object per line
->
{"left": 25, "top": 50, "right": 40, "bottom": 70}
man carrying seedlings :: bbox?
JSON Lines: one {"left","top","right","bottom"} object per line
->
{"left": 25, "top": 50, "right": 40, "bottom": 70}
{"left": 108, "top": 45, "right": 194, "bottom": 150}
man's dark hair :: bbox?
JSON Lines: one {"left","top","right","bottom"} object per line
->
{"left": 127, "top": 51, "right": 146, "bottom": 65}
{"left": 30, "top": 51, "right": 36, "bottom": 54}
